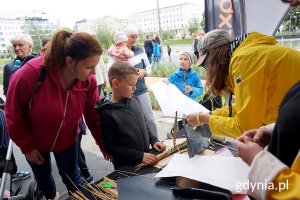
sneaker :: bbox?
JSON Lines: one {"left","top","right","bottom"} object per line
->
{"left": 3, "top": 190, "right": 10, "bottom": 198}
{"left": 11, "top": 170, "right": 30, "bottom": 181}
{"left": 48, "top": 192, "right": 59, "bottom": 200}
{"left": 84, "top": 176, "right": 94, "bottom": 184}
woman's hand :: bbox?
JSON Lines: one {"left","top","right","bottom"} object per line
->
{"left": 102, "top": 80, "right": 107, "bottom": 89}
{"left": 25, "top": 149, "right": 45, "bottom": 165}
{"left": 142, "top": 153, "right": 158, "bottom": 165}
{"left": 137, "top": 69, "right": 146, "bottom": 80}
{"left": 236, "top": 126, "right": 271, "bottom": 147}
{"left": 234, "top": 137, "right": 264, "bottom": 165}
{"left": 186, "top": 113, "right": 199, "bottom": 126}
{"left": 102, "top": 152, "right": 112, "bottom": 162}
{"left": 153, "top": 141, "right": 166, "bottom": 152}
{"left": 187, "top": 112, "right": 210, "bottom": 126}
{"left": 100, "top": 148, "right": 112, "bottom": 161}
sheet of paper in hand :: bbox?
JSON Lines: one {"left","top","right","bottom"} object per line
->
{"left": 150, "top": 82, "right": 209, "bottom": 118}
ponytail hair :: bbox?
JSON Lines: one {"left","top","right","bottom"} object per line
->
{"left": 43, "top": 29, "right": 103, "bottom": 69}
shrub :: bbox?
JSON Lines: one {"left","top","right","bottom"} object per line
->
{"left": 151, "top": 63, "right": 177, "bottom": 77}
{"left": 149, "top": 90, "right": 161, "bottom": 110}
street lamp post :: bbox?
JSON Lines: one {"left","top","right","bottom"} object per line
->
{"left": 33, "top": 10, "right": 43, "bottom": 49}
{"left": 156, "top": 0, "right": 163, "bottom": 40}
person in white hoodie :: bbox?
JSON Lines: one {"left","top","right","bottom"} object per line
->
{"left": 95, "top": 56, "right": 108, "bottom": 95}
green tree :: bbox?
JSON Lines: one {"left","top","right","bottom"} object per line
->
{"left": 95, "top": 26, "right": 114, "bottom": 50}
{"left": 281, "top": 7, "right": 300, "bottom": 32}
{"left": 24, "top": 22, "right": 53, "bottom": 53}
{"left": 162, "top": 30, "right": 174, "bottom": 40}
{"left": 187, "top": 18, "right": 201, "bottom": 36}
{"left": 137, "top": 30, "right": 146, "bottom": 44}
{"left": 200, "top": 12, "right": 206, "bottom": 32}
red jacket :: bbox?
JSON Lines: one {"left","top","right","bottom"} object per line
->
{"left": 5, "top": 56, "right": 104, "bottom": 154}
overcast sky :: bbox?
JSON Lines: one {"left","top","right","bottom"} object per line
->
{"left": 0, "top": 0, "right": 204, "bottom": 28}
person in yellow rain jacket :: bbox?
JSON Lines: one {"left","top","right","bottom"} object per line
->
{"left": 187, "top": 29, "right": 300, "bottom": 138}
{"left": 232, "top": 1, "right": 300, "bottom": 200}
{"left": 235, "top": 80, "right": 300, "bottom": 199}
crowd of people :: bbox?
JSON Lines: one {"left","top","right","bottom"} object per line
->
{"left": 1, "top": 1, "right": 299, "bottom": 198}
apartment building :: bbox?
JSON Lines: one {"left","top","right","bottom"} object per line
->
{"left": 0, "top": 18, "right": 25, "bottom": 54}
{"left": 0, "top": 17, "right": 52, "bottom": 54}
{"left": 128, "top": 3, "right": 203, "bottom": 38}
{"left": 74, "top": 16, "right": 128, "bottom": 35}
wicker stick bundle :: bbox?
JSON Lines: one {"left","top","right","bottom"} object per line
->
{"left": 70, "top": 178, "right": 118, "bottom": 200}
{"left": 70, "top": 191, "right": 89, "bottom": 200}
{"left": 172, "top": 111, "right": 178, "bottom": 147}
{"left": 135, "top": 140, "right": 187, "bottom": 171}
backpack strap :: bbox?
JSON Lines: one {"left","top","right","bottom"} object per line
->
{"left": 28, "top": 67, "right": 47, "bottom": 109}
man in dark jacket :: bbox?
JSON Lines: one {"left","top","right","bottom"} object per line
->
{"left": 144, "top": 35, "right": 153, "bottom": 64}
{"left": 3, "top": 34, "right": 34, "bottom": 96}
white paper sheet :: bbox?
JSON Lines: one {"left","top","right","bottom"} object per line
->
{"left": 150, "top": 82, "right": 209, "bottom": 118}
{"left": 155, "top": 154, "right": 249, "bottom": 194}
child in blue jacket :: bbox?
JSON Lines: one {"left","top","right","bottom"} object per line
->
{"left": 167, "top": 51, "right": 203, "bottom": 101}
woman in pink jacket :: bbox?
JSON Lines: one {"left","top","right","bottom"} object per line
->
{"left": 5, "top": 29, "right": 108, "bottom": 200}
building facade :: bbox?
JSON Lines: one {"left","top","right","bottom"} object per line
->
{"left": 0, "top": 17, "right": 53, "bottom": 55}
{"left": 0, "top": 18, "right": 25, "bottom": 54}
{"left": 74, "top": 16, "right": 128, "bottom": 35}
{"left": 128, "top": 3, "right": 203, "bottom": 38}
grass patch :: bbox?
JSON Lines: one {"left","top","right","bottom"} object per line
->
{"left": 149, "top": 90, "right": 160, "bottom": 110}
{"left": 137, "top": 38, "right": 193, "bottom": 47}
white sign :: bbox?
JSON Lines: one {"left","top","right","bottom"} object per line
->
{"left": 155, "top": 154, "right": 250, "bottom": 194}
{"left": 150, "top": 82, "right": 209, "bottom": 118}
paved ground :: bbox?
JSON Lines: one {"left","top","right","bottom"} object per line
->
{"left": 4, "top": 109, "right": 174, "bottom": 199}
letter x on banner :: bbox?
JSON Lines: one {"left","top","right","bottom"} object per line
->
{"left": 205, "top": 0, "right": 290, "bottom": 37}
{"left": 205, "top": 0, "right": 245, "bottom": 37}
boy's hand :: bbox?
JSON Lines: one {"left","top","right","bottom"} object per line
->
{"left": 153, "top": 141, "right": 166, "bottom": 152}
{"left": 163, "top": 79, "right": 169, "bottom": 84}
{"left": 184, "top": 86, "right": 193, "bottom": 93}
{"left": 142, "top": 153, "right": 158, "bottom": 165}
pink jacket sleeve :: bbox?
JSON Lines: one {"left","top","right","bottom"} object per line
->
{"left": 5, "top": 64, "right": 38, "bottom": 154}
{"left": 123, "top": 48, "right": 134, "bottom": 58}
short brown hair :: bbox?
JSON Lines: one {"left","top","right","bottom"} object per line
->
{"left": 205, "top": 44, "right": 231, "bottom": 96}
{"left": 108, "top": 61, "right": 138, "bottom": 85}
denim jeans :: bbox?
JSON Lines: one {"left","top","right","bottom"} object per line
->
{"left": 27, "top": 143, "right": 83, "bottom": 199}
{"left": 77, "top": 132, "right": 90, "bottom": 178}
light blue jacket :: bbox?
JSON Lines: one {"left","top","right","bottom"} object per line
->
{"left": 168, "top": 68, "right": 203, "bottom": 101}
{"left": 153, "top": 43, "right": 160, "bottom": 57}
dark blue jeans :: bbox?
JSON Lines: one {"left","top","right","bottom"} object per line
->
{"left": 27, "top": 143, "right": 83, "bottom": 199}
